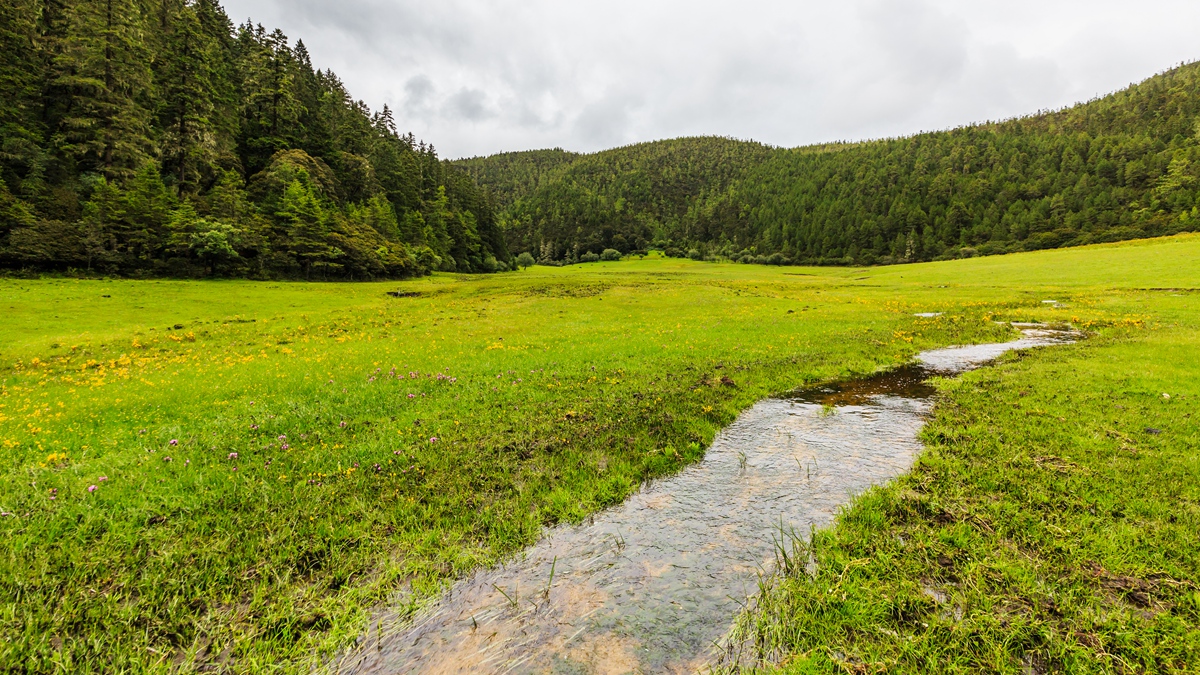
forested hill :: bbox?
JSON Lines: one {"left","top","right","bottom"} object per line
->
{"left": 0, "top": 0, "right": 510, "bottom": 278}
{"left": 454, "top": 149, "right": 580, "bottom": 211}
{"left": 465, "top": 62, "right": 1200, "bottom": 265}
{"left": 456, "top": 137, "right": 776, "bottom": 261}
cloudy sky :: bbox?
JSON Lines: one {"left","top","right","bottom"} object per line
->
{"left": 220, "top": 0, "right": 1200, "bottom": 159}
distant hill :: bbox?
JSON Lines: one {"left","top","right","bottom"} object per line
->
{"left": 455, "top": 148, "right": 580, "bottom": 210}
{"left": 461, "top": 62, "right": 1200, "bottom": 265}
{"left": 455, "top": 137, "right": 776, "bottom": 260}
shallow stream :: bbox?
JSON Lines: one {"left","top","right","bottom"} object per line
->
{"left": 336, "top": 328, "right": 1077, "bottom": 674}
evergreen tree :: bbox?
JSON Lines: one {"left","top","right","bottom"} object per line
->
{"left": 159, "top": 3, "right": 220, "bottom": 193}
{"left": 50, "top": 0, "right": 154, "bottom": 179}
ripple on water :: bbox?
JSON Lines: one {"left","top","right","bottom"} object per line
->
{"left": 334, "top": 329, "right": 1079, "bottom": 674}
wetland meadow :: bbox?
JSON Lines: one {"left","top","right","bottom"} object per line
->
{"left": 2, "top": 235, "right": 1198, "bottom": 673}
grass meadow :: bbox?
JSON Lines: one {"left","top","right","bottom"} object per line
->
{"left": 1, "top": 235, "right": 1197, "bottom": 673}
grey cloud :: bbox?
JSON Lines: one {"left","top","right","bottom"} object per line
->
{"left": 444, "top": 88, "right": 495, "bottom": 122}
{"left": 221, "top": 0, "right": 1200, "bottom": 157}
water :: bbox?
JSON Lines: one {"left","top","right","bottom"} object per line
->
{"left": 334, "top": 328, "right": 1078, "bottom": 675}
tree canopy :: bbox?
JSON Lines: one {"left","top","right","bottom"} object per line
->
{"left": 0, "top": 0, "right": 510, "bottom": 278}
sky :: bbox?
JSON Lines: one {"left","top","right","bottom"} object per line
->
{"left": 219, "top": 0, "right": 1200, "bottom": 159}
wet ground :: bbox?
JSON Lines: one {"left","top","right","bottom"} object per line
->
{"left": 333, "top": 328, "right": 1078, "bottom": 675}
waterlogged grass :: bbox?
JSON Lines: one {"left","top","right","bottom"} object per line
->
{"left": 720, "top": 289, "right": 1200, "bottom": 671}
{"left": 0, "top": 236, "right": 1196, "bottom": 673}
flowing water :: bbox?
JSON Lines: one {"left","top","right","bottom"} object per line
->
{"left": 335, "top": 328, "right": 1078, "bottom": 675}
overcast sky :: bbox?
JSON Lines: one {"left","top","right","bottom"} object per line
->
{"left": 220, "top": 0, "right": 1200, "bottom": 159}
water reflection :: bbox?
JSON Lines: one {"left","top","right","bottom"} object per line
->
{"left": 336, "top": 328, "right": 1077, "bottom": 674}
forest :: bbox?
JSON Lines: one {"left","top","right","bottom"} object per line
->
{"left": 4, "top": 2, "right": 1199, "bottom": 276}
{"left": 0, "top": 0, "right": 510, "bottom": 279}
{"left": 458, "top": 62, "right": 1200, "bottom": 266}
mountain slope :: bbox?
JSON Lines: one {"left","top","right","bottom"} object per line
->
{"left": 0, "top": 0, "right": 509, "bottom": 278}
{"left": 458, "top": 136, "right": 776, "bottom": 259}
{"left": 467, "top": 63, "right": 1200, "bottom": 264}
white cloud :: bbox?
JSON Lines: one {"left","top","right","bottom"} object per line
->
{"left": 221, "top": 0, "right": 1200, "bottom": 157}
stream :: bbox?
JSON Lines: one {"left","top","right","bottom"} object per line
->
{"left": 334, "top": 327, "right": 1078, "bottom": 675}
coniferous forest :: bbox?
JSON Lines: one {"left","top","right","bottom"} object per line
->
{"left": 459, "top": 62, "right": 1200, "bottom": 266}
{"left": 2, "top": 1, "right": 1200, "bottom": 277}
{"left": 0, "top": 0, "right": 510, "bottom": 278}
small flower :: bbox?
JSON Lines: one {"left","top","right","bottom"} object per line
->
{"left": 169, "top": 439, "right": 178, "bottom": 446}
{"left": 250, "top": 401, "right": 255, "bottom": 406}
{"left": 139, "top": 429, "right": 147, "bottom": 434}
{"left": 228, "top": 452, "right": 238, "bottom": 460}
{"left": 393, "top": 450, "right": 402, "bottom": 455}
{"left": 278, "top": 435, "right": 287, "bottom": 441}
{"left": 339, "top": 421, "right": 347, "bottom": 428}
{"left": 98, "top": 476, "right": 108, "bottom": 482}
{"left": 408, "top": 394, "right": 415, "bottom": 399}
{"left": 87, "top": 485, "right": 97, "bottom": 493}
{"left": 250, "top": 424, "right": 259, "bottom": 430}
{"left": 429, "top": 437, "right": 438, "bottom": 443}
{"left": 163, "top": 456, "right": 172, "bottom": 462}
{"left": 281, "top": 444, "right": 290, "bottom": 451}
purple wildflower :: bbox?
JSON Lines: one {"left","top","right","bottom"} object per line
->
{"left": 281, "top": 444, "right": 290, "bottom": 451}
{"left": 228, "top": 452, "right": 238, "bottom": 460}
{"left": 429, "top": 437, "right": 438, "bottom": 443}
{"left": 98, "top": 476, "right": 108, "bottom": 482}
{"left": 87, "top": 485, "right": 97, "bottom": 493}
{"left": 169, "top": 439, "right": 178, "bottom": 446}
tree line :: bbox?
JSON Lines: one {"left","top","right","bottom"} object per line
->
{"left": 0, "top": 0, "right": 511, "bottom": 278}
{"left": 459, "top": 62, "right": 1200, "bottom": 266}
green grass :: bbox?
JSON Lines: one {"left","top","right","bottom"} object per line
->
{"left": 1, "top": 235, "right": 1197, "bottom": 673}
{"left": 719, "top": 262, "right": 1200, "bottom": 672}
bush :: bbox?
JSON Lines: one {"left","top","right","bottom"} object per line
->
{"left": 580, "top": 251, "right": 600, "bottom": 263}
{"left": 516, "top": 252, "right": 536, "bottom": 269}
{"left": 687, "top": 248, "right": 703, "bottom": 261}
{"left": 600, "top": 249, "right": 622, "bottom": 261}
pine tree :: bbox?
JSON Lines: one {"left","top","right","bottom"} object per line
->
{"left": 0, "top": 0, "right": 42, "bottom": 134}
{"left": 159, "top": 3, "right": 220, "bottom": 193}
{"left": 237, "top": 24, "right": 301, "bottom": 173}
{"left": 50, "top": 0, "right": 154, "bottom": 179}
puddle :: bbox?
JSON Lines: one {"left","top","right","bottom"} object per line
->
{"left": 333, "top": 327, "right": 1079, "bottom": 674}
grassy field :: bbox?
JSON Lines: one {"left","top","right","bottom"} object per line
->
{"left": 0, "top": 235, "right": 1196, "bottom": 673}
{"left": 720, "top": 246, "right": 1200, "bottom": 672}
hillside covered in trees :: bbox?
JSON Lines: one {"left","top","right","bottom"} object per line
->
{"left": 0, "top": 0, "right": 510, "bottom": 278}
{"left": 461, "top": 62, "right": 1200, "bottom": 266}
